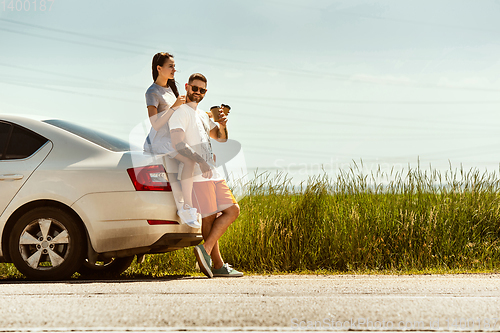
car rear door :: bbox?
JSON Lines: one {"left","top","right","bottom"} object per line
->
{"left": 0, "top": 121, "right": 52, "bottom": 216}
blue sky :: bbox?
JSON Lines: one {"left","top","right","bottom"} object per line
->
{"left": 2, "top": 0, "right": 500, "bottom": 181}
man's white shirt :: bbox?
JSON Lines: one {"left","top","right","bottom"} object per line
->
{"left": 169, "top": 104, "right": 223, "bottom": 182}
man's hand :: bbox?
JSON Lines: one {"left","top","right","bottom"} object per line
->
{"left": 218, "top": 112, "right": 228, "bottom": 127}
{"left": 210, "top": 109, "right": 228, "bottom": 141}
{"left": 199, "top": 160, "right": 213, "bottom": 179}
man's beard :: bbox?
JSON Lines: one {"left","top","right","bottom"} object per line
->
{"left": 187, "top": 91, "right": 204, "bottom": 103}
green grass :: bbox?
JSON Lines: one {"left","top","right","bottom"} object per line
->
{"left": 3, "top": 164, "right": 500, "bottom": 279}
{"left": 0, "top": 263, "right": 24, "bottom": 279}
{"left": 220, "top": 164, "right": 500, "bottom": 273}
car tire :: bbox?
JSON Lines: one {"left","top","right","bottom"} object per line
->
{"left": 78, "top": 256, "right": 135, "bottom": 279}
{"left": 9, "top": 207, "right": 86, "bottom": 281}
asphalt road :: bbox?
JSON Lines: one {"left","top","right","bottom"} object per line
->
{"left": 1, "top": 274, "right": 500, "bottom": 332}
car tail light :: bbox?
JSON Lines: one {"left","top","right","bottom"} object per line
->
{"left": 127, "top": 165, "right": 172, "bottom": 191}
{"left": 148, "top": 220, "right": 179, "bottom": 225}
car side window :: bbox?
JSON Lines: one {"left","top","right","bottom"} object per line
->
{"left": 0, "top": 122, "right": 13, "bottom": 159}
{"left": 1, "top": 124, "right": 48, "bottom": 160}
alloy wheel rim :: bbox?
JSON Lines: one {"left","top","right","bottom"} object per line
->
{"left": 18, "top": 218, "right": 71, "bottom": 270}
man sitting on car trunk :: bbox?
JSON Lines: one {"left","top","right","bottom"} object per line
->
{"left": 169, "top": 73, "right": 243, "bottom": 278}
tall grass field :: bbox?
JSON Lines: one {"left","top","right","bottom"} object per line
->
{"left": 2, "top": 164, "right": 500, "bottom": 278}
{"left": 127, "top": 164, "right": 500, "bottom": 276}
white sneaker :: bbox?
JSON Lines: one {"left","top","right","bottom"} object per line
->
{"left": 177, "top": 208, "right": 195, "bottom": 226}
{"left": 177, "top": 206, "right": 201, "bottom": 228}
{"left": 187, "top": 208, "right": 202, "bottom": 228}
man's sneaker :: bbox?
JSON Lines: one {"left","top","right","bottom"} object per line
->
{"left": 177, "top": 207, "right": 201, "bottom": 228}
{"left": 212, "top": 263, "right": 244, "bottom": 277}
{"left": 194, "top": 245, "right": 213, "bottom": 278}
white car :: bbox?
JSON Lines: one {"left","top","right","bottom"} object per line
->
{"left": 0, "top": 115, "right": 202, "bottom": 280}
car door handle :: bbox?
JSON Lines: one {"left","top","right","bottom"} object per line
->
{"left": 0, "top": 174, "right": 24, "bottom": 180}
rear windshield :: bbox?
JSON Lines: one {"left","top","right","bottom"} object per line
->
{"left": 43, "top": 119, "right": 136, "bottom": 152}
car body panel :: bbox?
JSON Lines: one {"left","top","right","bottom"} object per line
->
{"left": 0, "top": 142, "right": 53, "bottom": 217}
{"left": 0, "top": 115, "right": 201, "bottom": 264}
{"left": 71, "top": 191, "right": 196, "bottom": 253}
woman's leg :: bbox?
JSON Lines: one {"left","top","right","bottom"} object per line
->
{"left": 174, "top": 154, "right": 196, "bottom": 209}
{"left": 162, "top": 156, "right": 183, "bottom": 212}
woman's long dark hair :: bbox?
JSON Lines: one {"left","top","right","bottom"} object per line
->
{"left": 152, "top": 52, "right": 179, "bottom": 97}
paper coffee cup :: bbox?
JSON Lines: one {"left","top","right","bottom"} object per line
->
{"left": 210, "top": 105, "right": 221, "bottom": 121}
{"left": 221, "top": 104, "right": 231, "bottom": 116}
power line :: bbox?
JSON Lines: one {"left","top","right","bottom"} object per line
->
{"left": 242, "top": 142, "right": 386, "bottom": 159}
{"left": 265, "top": 1, "right": 498, "bottom": 34}
{"left": 236, "top": 133, "right": 500, "bottom": 142}
{"left": 338, "top": 11, "right": 498, "bottom": 34}
{"left": 0, "top": 18, "right": 271, "bottom": 71}
{"left": 0, "top": 27, "right": 147, "bottom": 55}
{"left": 228, "top": 98, "right": 500, "bottom": 131}
{"left": 3, "top": 19, "right": 500, "bottom": 94}
{"left": 0, "top": 63, "right": 143, "bottom": 92}
{"left": 226, "top": 95, "right": 500, "bottom": 105}
{"left": 0, "top": 18, "right": 161, "bottom": 50}
{"left": 0, "top": 80, "right": 141, "bottom": 104}
{"left": 2, "top": 63, "right": 496, "bottom": 133}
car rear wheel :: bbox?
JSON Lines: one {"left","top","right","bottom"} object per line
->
{"left": 9, "top": 207, "right": 86, "bottom": 280}
{"left": 78, "top": 256, "right": 135, "bottom": 278}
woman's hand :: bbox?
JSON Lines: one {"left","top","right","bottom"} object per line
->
{"left": 172, "top": 95, "right": 186, "bottom": 109}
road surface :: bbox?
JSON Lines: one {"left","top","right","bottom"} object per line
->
{"left": 0, "top": 274, "right": 499, "bottom": 331}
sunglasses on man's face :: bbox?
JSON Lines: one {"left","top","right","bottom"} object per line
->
{"left": 189, "top": 85, "right": 207, "bottom": 94}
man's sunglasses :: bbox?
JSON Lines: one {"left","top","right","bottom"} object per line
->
{"left": 189, "top": 85, "right": 207, "bottom": 94}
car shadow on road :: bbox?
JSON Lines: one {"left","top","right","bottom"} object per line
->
{"left": 0, "top": 274, "right": 210, "bottom": 284}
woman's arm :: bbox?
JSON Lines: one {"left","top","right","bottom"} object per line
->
{"left": 147, "top": 95, "right": 186, "bottom": 131}
{"left": 148, "top": 105, "right": 175, "bottom": 131}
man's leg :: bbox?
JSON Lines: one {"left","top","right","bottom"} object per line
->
{"left": 200, "top": 214, "right": 217, "bottom": 265}
{"left": 201, "top": 204, "right": 240, "bottom": 269}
